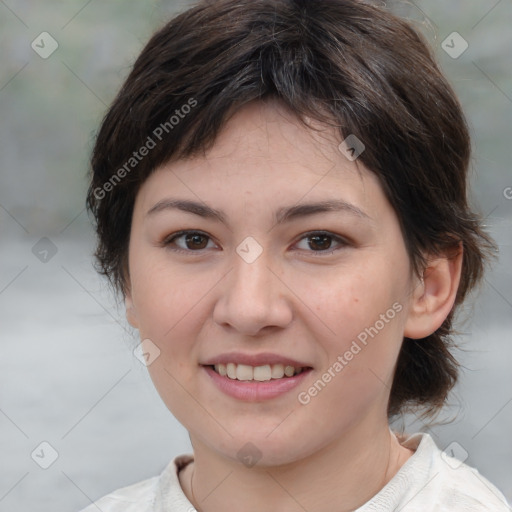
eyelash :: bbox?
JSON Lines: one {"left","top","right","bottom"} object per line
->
{"left": 160, "top": 230, "right": 350, "bottom": 257}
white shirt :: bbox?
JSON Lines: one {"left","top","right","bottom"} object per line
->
{"left": 79, "top": 433, "right": 511, "bottom": 511}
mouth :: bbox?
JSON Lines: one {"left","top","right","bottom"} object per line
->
{"left": 208, "top": 362, "right": 309, "bottom": 381}
{"left": 201, "top": 358, "right": 313, "bottom": 401}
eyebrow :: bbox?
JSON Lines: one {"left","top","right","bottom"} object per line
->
{"left": 146, "top": 198, "right": 370, "bottom": 225}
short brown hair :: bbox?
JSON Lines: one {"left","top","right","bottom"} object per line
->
{"left": 86, "top": 0, "right": 496, "bottom": 418}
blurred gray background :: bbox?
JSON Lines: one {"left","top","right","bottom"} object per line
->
{"left": 0, "top": 1, "right": 510, "bottom": 510}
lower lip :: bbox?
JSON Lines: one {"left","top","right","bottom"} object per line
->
{"left": 203, "top": 366, "right": 312, "bottom": 402}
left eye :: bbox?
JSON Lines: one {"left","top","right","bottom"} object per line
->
{"left": 294, "top": 231, "right": 348, "bottom": 255}
{"left": 162, "top": 230, "right": 347, "bottom": 255}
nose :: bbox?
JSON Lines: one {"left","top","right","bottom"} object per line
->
{"left": 212, "top": 248, "right": 293, "bottom": 336}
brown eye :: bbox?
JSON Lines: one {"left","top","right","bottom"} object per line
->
{"left": 163, "top": 231, "right": 216, "bottom": 252}
{"left": 307, "top": 234, "right": 334, "bottom": 251}
{"left": 294, "top": 231, "right": 348, "bottom": 255}
{"left": 184, "top": 233, "right": 209, "bottom": 249}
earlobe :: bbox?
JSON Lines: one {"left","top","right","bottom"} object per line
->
{"left": 404, "top": 245, "right": 463, "bottom": 339}
{"left": 125, "top": 292, "right": 139, "bottom": 329}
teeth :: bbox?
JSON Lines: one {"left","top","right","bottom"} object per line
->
{"left": 284, "top": 365, "right": 295, "bottom": 377}
{"left": 253, "top": 365, "right": 271, "bottom": 381}
{"left": 226, "top": 363, "right": 237, "bottom": 379}
{"left": 213, "top": 363, "right": 305, "bottom": 381}
{"left": 236, "top": 364, "right": 253, "bottom": 381}
{"left": 271, "top": 364, "right": 284, "bottom": 379}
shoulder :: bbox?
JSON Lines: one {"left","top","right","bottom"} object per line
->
{"left": 426, "top": 457, "right": 511, "bottom": 510}
{"left": 360, "top": 433, "right": 511, "bottom": 511}
{"left": 78, "top": 455, "right": 195, "bottom": 512}
{"left": 77, "top": 476, "right": 158, "bottom": 512}
{"left": 78, "top": 475, "right": 157, "bottom": 512}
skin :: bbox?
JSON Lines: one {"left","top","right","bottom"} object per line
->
{"left": 125, "top": 98, "right": 462, "bottom": 511}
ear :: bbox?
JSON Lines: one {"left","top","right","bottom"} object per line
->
{"left": 404, "top": 244, "right": 463, "bottom": 339}
{"left": 125, "top": 288, "right": 140, "bottom": 329}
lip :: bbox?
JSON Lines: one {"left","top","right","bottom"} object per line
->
{"left": 202, "top": 365, "right": 313, "bottom": 402}
{"left": 201, "top": 352, "right": 311, "bottom": 368}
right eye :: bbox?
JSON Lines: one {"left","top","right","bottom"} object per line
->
{"left": 161, "top": 230, "right": 218, "bottom": 254}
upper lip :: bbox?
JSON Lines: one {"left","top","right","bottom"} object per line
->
{"left": 201, "top": 352, "right": 312, "bottom": 368}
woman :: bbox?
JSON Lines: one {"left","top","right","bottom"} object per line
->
{"left": 82, "top": 0, "right": 510, "bottom": 510}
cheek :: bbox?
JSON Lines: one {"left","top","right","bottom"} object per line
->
{"left": 130, "top": 256, "right": 209, "bottom": 339}
{"left": 304, "top": 265, "right": 401, "bottom": 337}
{"left": 133, "top": 265, "right": 207, "bottom": 424}
{"left": 128, "top": 259, "right": 211, "bottom": 413}
{"left": 295, "top": 276, "right": 406, "bottom": 428}
{"left": 301, "top": 265, "right": 407, "bottom": 383}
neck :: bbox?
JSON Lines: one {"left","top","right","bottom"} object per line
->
{"left": 180, "top": 422, "right": 413, "bottom": 512}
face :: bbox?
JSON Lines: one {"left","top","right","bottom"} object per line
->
{"left": 126, "top": 99, "right": 418, "bottom": 466}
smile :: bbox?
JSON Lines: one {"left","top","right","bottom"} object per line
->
{"left": 202, "top": 364, "right": 313, "bottom": 401}
{"left": 212, "top": 363, "right": 305, "bottom": 381}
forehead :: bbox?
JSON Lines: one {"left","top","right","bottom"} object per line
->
{"left": 135, "top": 99, "right": 387, "bottom": 221}
{"left": 205, "top": 100, "right": 339, "bottom": 167}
